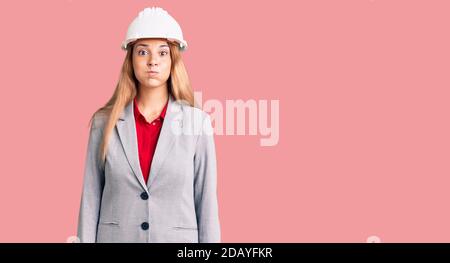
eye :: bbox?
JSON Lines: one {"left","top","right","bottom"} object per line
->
{"left": 138, "top": 50, "right": 148, "bottom": 56}
{"left": 160, "top": 51, "right": 168, "bottom": 56}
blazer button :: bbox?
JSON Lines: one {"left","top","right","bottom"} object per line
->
{"left": 140, "top": 192, "right": 149, "bottom": 200}
{"left": 141, "top": 222, "right": 149, "bottom": 230}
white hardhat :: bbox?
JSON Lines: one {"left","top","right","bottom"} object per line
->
{"left": 121, "top": 7, "right": 187, "bottom": 51}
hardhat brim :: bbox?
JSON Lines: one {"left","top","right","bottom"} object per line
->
{"left": 121, "top": 38, "right": 187, "bottom": 52}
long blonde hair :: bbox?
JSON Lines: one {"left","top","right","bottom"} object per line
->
{"left": 89, "top": 40, "right": 194, "bottom": 164}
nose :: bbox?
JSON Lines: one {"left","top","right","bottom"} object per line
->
{"left": 147, "top": 56, "right": 159, "bottom": 67}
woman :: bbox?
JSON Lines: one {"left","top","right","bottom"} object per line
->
{"left": 77, "top": 7, "right": 220, "bottom": 243}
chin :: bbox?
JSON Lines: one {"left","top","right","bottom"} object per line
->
{"left": 144, "top": 80, "right": 163, "bottom": 88}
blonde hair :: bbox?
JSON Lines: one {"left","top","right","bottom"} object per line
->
{"left": 89, "top": 40, "right": 194, "bottom": 164}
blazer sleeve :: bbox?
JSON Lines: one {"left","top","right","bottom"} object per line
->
{"left": 77, "top": 115, "right": 105, "bottom": 243}
{"left": 193, "top": 114, "right": 221, "bottom": 243}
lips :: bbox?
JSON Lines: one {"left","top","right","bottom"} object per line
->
{"left": 146, "top": 70, "right": 159, "bottom": 77}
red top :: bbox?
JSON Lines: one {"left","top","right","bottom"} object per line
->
{"left": 133, "top": 97, "right": 168, "bottom": 184}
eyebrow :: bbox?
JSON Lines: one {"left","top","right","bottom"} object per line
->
{"left": 135, "top": 44, "right": 169, "bottom": 48}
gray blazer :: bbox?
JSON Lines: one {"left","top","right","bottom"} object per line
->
{"left": 77, "top": 95, "right": 221, "bottom": 243}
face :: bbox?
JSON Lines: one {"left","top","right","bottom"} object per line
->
{"left": 132, "top": 38, "right": 172, "bottom": 89}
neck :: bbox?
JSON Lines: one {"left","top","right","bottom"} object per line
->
{"left": 135, "top": 83, "right": 169, "bottom": 114}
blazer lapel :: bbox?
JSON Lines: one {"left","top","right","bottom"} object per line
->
{"left": 147, "top": 95, "right": 183, "bottom": 189}
{"left": 116, "top": 99, "right": 148, "bottom": 192}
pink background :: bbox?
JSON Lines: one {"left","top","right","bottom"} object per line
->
{"left": 0, "top": 0, "right": 449, "bottom": 242}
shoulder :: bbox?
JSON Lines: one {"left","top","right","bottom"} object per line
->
{"left": 173, "top": 101, "right": 211, "bottom": 124}
{"left": 174, "top": 102, "right": 214, "bottom": 137}
{"left": 184, "top": 104, "right": 210, "bottom": 119}
{"left": 91, "top": 111, "right": 109, "bottom": 131}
